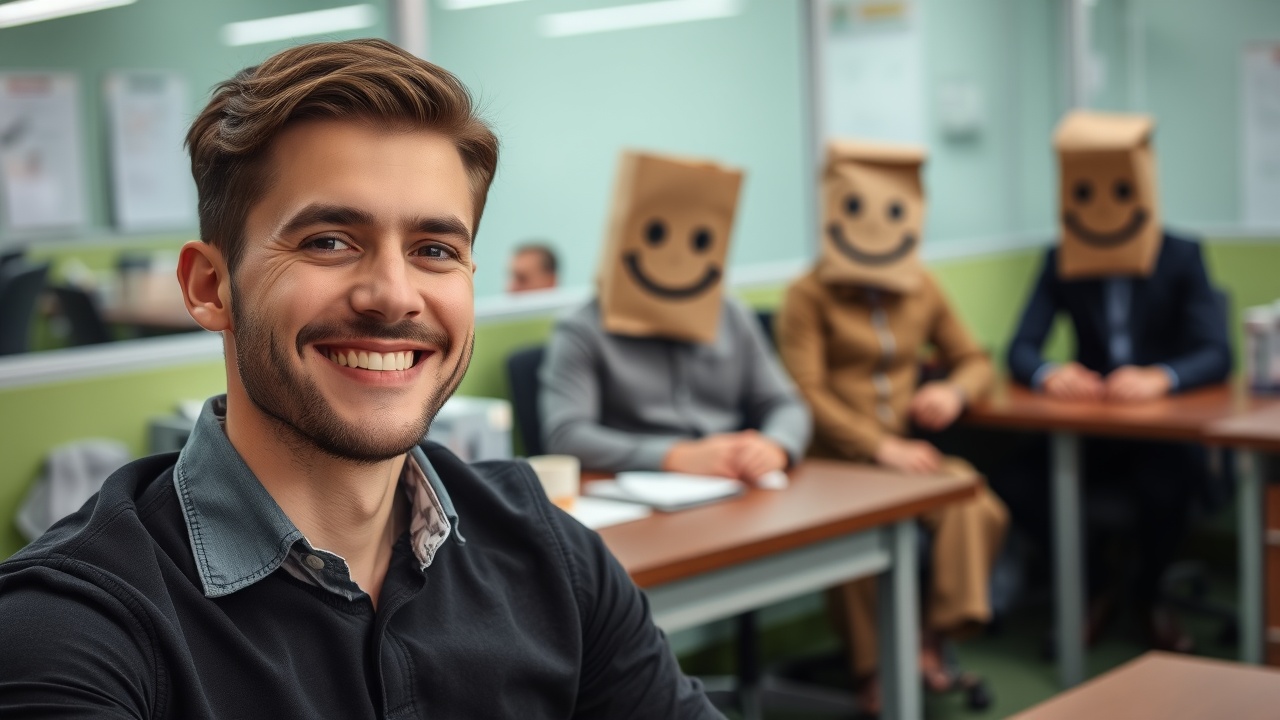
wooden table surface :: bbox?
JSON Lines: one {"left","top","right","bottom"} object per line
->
{"left": 1011, "top": 651, "right": 1280, "bottom": 719}
{"left": 101, "top": 272, "right": 200, "bottom": 331}
{"left": 593, "top": 460, "right": 977, "bottom": 588}
{"left": 1205, "top": 402, "right": 1280, "bottom": 454}
{"left": 966, "top": 381, "right": 1280, "bottom": 443}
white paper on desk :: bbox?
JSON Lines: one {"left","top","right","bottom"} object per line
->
{"left": 568, "top": 496, "right": 652, "bottom": 529}
{"left": 586, "top": 472, "right": 745, "bottom": 512}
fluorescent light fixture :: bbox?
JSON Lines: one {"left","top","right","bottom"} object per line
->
{"left": 539, "top": 0, "right": 740, "bottom": 38}
{"left": 0, "top": 0, "right": 134, "bottom": 29}
{"left": 440, "top": 0, "right": 530, "bottom": 10}
{"left": 222, "top": 4, "right": 378, "bottom": 47}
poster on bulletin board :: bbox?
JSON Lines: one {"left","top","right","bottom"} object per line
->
{"left": 104, "top": 71, "right": 195, "bottom": 232}
{"left": 0, "top": 72, "right": 88, "bottom": 234}
{"left": 823, "top": 0, "right": 926, "bottom": 145}
{"left": 1242, "top": 43, "right": 1280, "bottom": 228}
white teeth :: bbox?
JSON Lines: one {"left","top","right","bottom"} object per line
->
{"left": 327, "top": 348, "right": 416, "bottom": 371}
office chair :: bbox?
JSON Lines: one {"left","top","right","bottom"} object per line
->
{"left": 0, "top": 261, "right": 51, "bottom": 356}
{"left": 52, "top": 286, "right": 113, "bottom": 347}
{"left": 505, "top": 345, "right": 547, "bottom": 457}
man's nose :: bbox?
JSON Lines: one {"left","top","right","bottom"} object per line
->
{"left": 350, "top": 248, "right": 424, "bottom": 322}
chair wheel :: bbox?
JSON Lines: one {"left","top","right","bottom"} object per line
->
{"left": 966, "top": 680, "right": 993, "bottom": 711}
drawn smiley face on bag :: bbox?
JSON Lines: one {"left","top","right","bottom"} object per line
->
{"left": 1054, "top": 111, "right": 1162, "bottom": 279}
{"left": 597, "top": 150, "right": 743, "bottom": 344}
{"left": 817, "top": 140, "right": 927, "bottom": 293}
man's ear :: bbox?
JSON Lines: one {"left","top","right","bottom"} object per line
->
{"left": 178, "top": 240, "right": 232, "bottom": 332}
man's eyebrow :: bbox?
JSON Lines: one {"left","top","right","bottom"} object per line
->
{"left": 411, "top": 215, "right": 473, "bottom": 244}
{"left": 279, "top": 203, "right": 377, "bottom": 237}
{"left": 278, "top": 203, "right": 473, "bottom": 244}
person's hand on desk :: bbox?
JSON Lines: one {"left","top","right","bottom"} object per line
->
{"left": 660, "top": 431, "right": 788, "bottom": 485}
{"left": 1104, "top": 365, "right": 1172, "bottom": 402}
{"left": 874, "top": 436, "right": 942, "bottom": 474}
{"left": 1043, "top": 362, "right": 1106, "bottom": 401}
{"left": 734, "top": 430, "right": 789, "bottom": 484}
{"left": 910, "top": 381, "right": 965, "bottom": 431}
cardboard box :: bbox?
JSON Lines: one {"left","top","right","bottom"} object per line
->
{"left": 817, "top": 140, "right": 927, "bottom": 293}
{"left": 1054, "top": 110, "right": 1162, "bottom": 279}
{"left": 597, "top": 150, "right": 743, "bottom": 344}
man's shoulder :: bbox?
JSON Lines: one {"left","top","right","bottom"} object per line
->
{"left": 1157, "top": 230, "right": 1205, "bottom": 268}
{"left": 553, "top": 297, "right": 603, "bottom": 332}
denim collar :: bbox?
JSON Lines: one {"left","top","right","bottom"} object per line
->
{"left": 173, "top": 395, "right": 461, "bottom": 599}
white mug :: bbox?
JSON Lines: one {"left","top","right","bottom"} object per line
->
{"left": 526, "top": 455, "right": 580, "bottom": 510}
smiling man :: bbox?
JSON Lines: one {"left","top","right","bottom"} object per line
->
{"left": 0, "top": 40, "right": 719, "bottom": 719}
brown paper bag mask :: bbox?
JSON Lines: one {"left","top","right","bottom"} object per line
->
{"left": 817, "top": 140, "right": 927, "bottom": 293}
{"left": 1054, "top": 111, "right": 1162, "bottom": 279}
{"left": 597, "top": 150, "right": 743, "bottom": 344}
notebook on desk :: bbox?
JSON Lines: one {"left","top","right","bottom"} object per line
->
{"left": 584, "top": 472, "right": 746, "bottom": 512}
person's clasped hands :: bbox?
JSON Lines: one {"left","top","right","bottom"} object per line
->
{"left": 660, "top": 429, "right": 789, "bottom": 486}
{"left": 1043, "top": 361, "right": 1172, "bottom": 402}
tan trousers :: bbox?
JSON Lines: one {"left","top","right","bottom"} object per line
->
{"left": 827, "top": 480, "right": 1009, "bottom": 677}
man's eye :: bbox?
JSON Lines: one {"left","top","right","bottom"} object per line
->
{"left": 414, "top": 244, "right": 455, "bottom": 259}
{"left": 304, "top": 236, "right": 351, "bottom": 251}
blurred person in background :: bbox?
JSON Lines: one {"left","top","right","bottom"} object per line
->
{"left": 507, "top": 241, "right": 558, "bottom": 293}
{"left": 777, "top": 140, "right": 1007, "bottom": 715}
{"left": 999, "top": 110, "right": 1232, "bottom": 654}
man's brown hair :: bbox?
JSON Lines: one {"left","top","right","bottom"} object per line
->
{"left": 186, "top": 38, "right": 499, "bottom": 273}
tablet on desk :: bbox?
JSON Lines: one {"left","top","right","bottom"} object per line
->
{"left": 584, "top": 472, "right": 746, "bottom": 512}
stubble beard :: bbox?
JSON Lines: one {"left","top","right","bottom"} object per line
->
{"left": 232, "top": 298, "right": 474, "bottom": 465}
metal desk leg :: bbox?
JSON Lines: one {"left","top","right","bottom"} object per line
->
{"left": 1239, "top": 449, "right": 1264, "bottom": 664}
{"left": 880, "top": 520, "right": 921, "bottom": 720}
{"left": 1052, "top": 432, "right": 1085, "bottom": 687}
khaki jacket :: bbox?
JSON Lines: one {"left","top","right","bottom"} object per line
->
{"left": 777, "top": 268, "right": 992, "bottom": 461}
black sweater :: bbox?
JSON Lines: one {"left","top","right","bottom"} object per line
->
{"left": 0, "top": 444, "right": 719, "bottom": 719}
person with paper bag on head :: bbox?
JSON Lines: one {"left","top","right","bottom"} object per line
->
{"left": 539, "top": 149, "right": 809, "bottom": 483}
{"left": 997, "top": 110, "right": 1231, "bottom": 652}
{"left": 776, "top": 140, "right": 1008, "bottom": 712}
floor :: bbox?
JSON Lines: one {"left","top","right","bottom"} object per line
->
{"left": 679, "top": 555, "right": 1240, "bottom": 719}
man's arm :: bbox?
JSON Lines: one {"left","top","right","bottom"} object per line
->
{"left": 1007, "top": 250, "right": 1062, "bottom": 387}
{"left": 776, "top": 281, "right": 886, "bottom": 460}
{"left": 539, "top": 315, "right": 677, "bottom": 472}
{"left": 554, "top": 512, "right": 723, "bottom": 719}
{"left": 731, "top": 300, "right": 812, "bottom": 465}
{"left": 0, "top": 565, "right": 154, "bottom": 718}
{"left": 1161, "top": 240, "right": 1232, "bottom": 391}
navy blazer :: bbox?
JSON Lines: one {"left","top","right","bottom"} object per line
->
{"left": 1007, "top": 232, "right": 1232, "bottom": 392}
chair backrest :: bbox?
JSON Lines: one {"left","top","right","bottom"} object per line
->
{"left": 0, "top": 261, "right": 51, "bottom": 356}
{"left": 755, "top": 310, "right": 776, "bottom": 348}
{"left": 506, "top": 345, "right": 547, "bottom": 457}
{"left": 53, "top": 286, "right": 113, "bottom": 346}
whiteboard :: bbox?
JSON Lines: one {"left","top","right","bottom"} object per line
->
{"left": 823, "top": 0, "right": 927, "bottom": 144}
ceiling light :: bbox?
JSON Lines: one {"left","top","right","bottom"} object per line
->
{"left": 0, "top": 0, "right": 135, "bottom": 29}
{"left": 440, "top": 0, "right": 531, "bottom": 9}
{"left": 539, "top": 0, "right": 740, "bottom": 38}
{"left": 221, "top": 4, "right": 378, "bottom": 47}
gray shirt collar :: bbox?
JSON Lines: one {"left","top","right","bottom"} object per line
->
{"left": 173, "top": 395, "right": 460, "bottom": 599}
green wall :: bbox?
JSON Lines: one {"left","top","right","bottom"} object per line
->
{"left": 2, "top": 239, "right": 1275, "bottom": 559}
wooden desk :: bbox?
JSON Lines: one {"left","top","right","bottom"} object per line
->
{"left": 1207, "top": 405, "right": 1280, "bottom": 666}
{"left": 594, "top": 460, "right": 978, "bottom": 720}
{"left": 1011, "top": 651, "right": 1280, "bottom": 719}
{"left": 965, "top": 382, "right": 1280, "bottom": 685}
